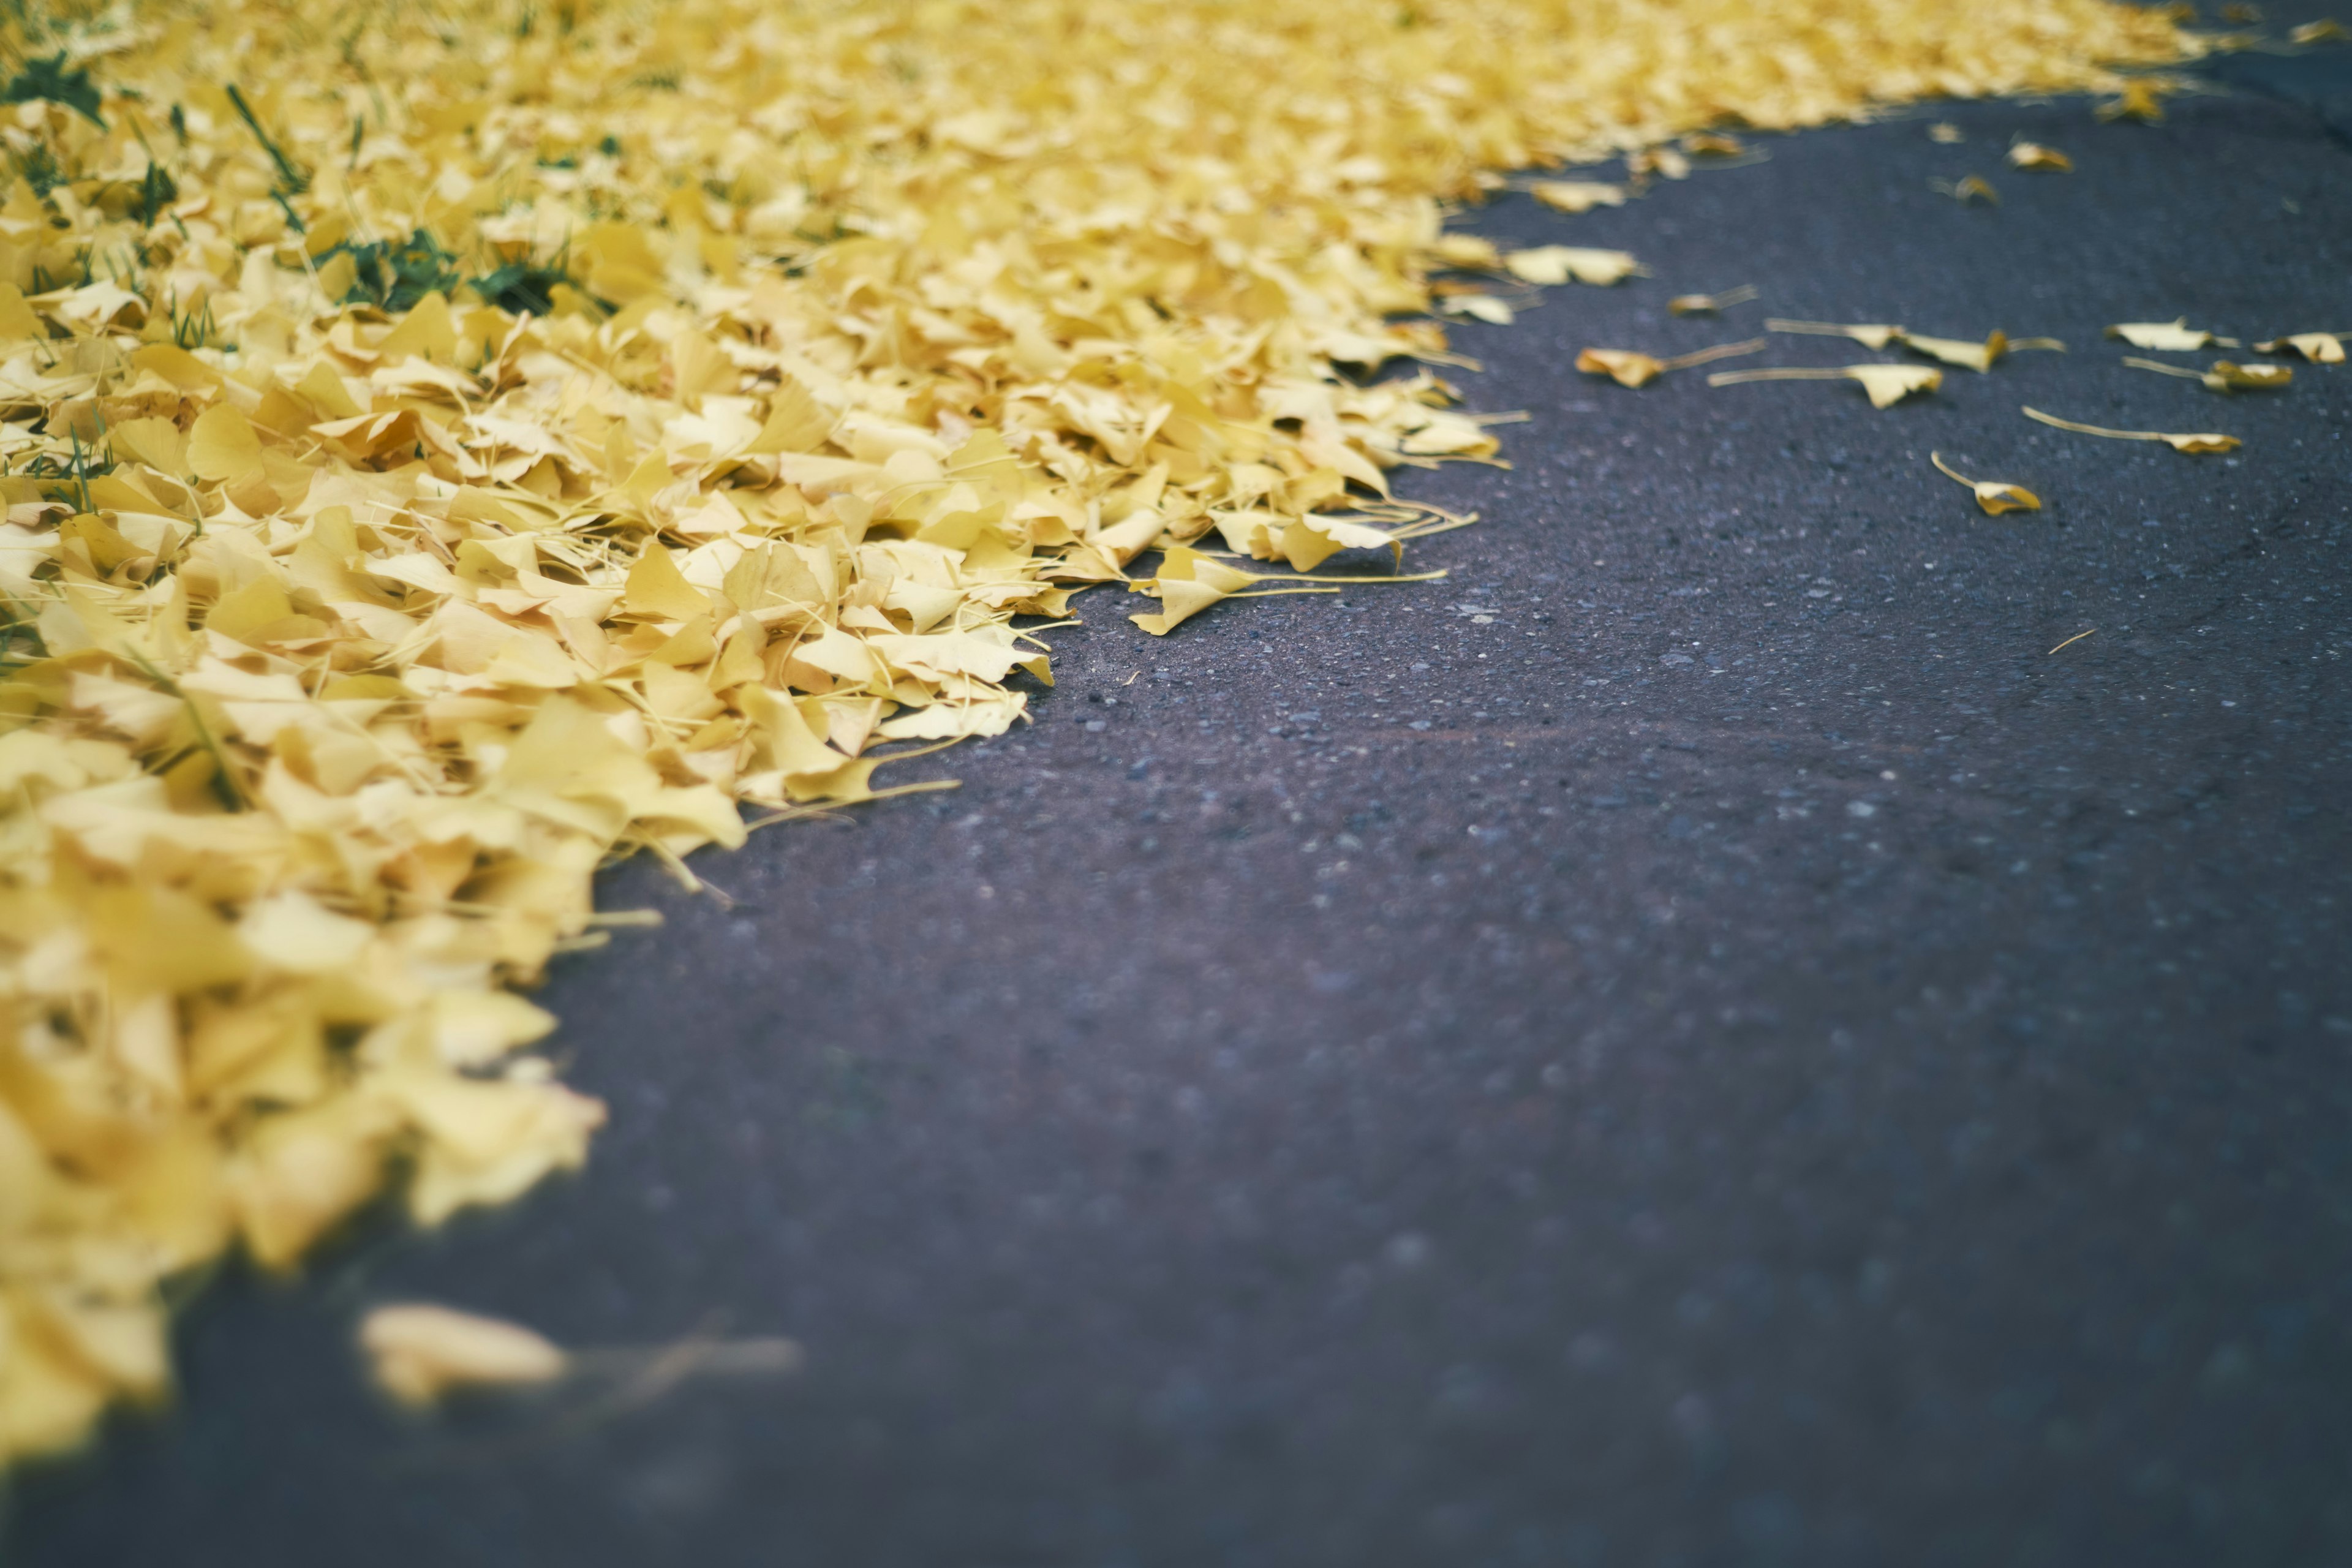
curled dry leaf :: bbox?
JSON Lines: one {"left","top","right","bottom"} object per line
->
{"left": 1125, "top": 546, "right": 1441, "bottom": 635}
{"left": 1668, "top": 285, "right": 1760, "bottom": 316}
{"left": 2122, "top": 356, "right": 2293, "bottom": 393}
{"left": 1577, "top": 349, "right": 1669, "bottom": 388}
{"left": 2253, "top": 333, "right": 2346, "bottom": 364}
{"left": 2008, "top": 141, "right": 2074, "bottom": 170}
{"left": 1942, "top": 173, "right": 2001, "bottom": 203}
{"left": 1528, "top": 181, "right": 1628, "bottom": 214}
{"left": 1708, "top": 364, "right": 1943, "bottom": 408}
{"left": 1767, "top": 318, "right": 1904, "bottom": 350}
{"left": 2097, "top": 80, "right": 2169, "bottom": 121}
{"left": 1930, "top": 451, "right": 2043, "bottom": 514}
{"left": 362, "top": 1305, "right": 569, "bottom": 1408}
{"left": 2022, "top": 407, "right": 2242, "bottom": 453}
{"left": 2106, "top": 318, "right": 2240, "bottom": 350}
{"left": 0, "top": 0, "right": 2205, "bottom": 1471}
{"left": 1576, "top": 338, "right": 1766, "bottom": 387}
{"left": 1902, "top": 330, "right": 2010, "bottom": 372}
{"left": 1504, "top": 247, "right": 1645, "bottom": 287}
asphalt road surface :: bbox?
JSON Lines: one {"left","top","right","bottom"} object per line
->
{"left": 12, "top": 34, "right": 2352, "bottom": 1568}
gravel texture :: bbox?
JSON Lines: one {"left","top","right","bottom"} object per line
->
{"left": 12, "top": 40, "right": 2352, "bottom": 1568}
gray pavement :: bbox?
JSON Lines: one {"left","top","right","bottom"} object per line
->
{"left": 12, "top": 39, "right": 2352, "bottom": 1568}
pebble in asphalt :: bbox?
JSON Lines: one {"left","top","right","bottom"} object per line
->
{"left": 12, "top": 43, "right": 2352, "bottom": 1568}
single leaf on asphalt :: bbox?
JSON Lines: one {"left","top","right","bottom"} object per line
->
{"left": 2107, "top": 318, "right": 2238, "bottom": 350}
{"left": 1933, "top": 173, "right": 2000, "bottom": 203}
{"left": 2008, "top": 140, "right": 2073, "bottom": 170}
{"left": 1931, "top": 451, "right": 2043, "bottom": 514}
{"left": 1668, "top": 285, "right": 1758, "bottom": 315}
{"left": 1437, "top": 293, "right": 1516, "bottom": 324}
{"left": 1577, "top": 337, "right": 1766, "bottom": 387}
{"left": 2288, "top": 19, "right": 2346, "bottom": 42}
{"left": 1766, "top": 318, "right": 1903, "bottom": 350}
{"left": 1929, "top": 122, "right": 1966, "bottom": 143}
{"left": 1708, "top": 363, "right": 1942, "bottom": 408}
{"left": 2253, "top": 332, "right": 2345, "bottom": 363}
{"left": 1528, "top": 180, "right": 1627, "bottom": 213}
{"left": 1504, "top": 246, "right": 1643, "bottom": 286}
{"left": 362, "top": 1305, "right": 569, "bottom": 1407}
{"left": 1903, "top": 330, "right": 2009, "bottom": 372}
{"left": 2023, "top": 406, "right": 2241, "bottom": 452}
{"left": 2097, "top": 80, "right": 2169, "bottom": 121}
{"left": 2209, "top": 360, "right": 2293, "bottom": 390}
{"left": 2122, "top": 355, "right": 2291, "bottom": 392}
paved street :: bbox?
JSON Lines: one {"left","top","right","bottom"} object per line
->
{"left": 13, "top": 37, "right": 2351, "bottom": 1568}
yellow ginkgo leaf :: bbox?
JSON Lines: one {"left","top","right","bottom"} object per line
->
{"left": 1902, "top": 330, "right": 2008, "bottom": 372}
{"left": 361, "top": 1304, "right": 568, "bottom": 1407}
{"left": 2097, "top": 80, "right": 2168, "bottom": 121}
{"left": 187, "top": 405, "right": 264, "bottom": 483}
{"left": 1125, "top": 546, "right": 1438, "bottom": 635}
{"left": 1576, "top": 349, "right": 1665, "bottom": 387}
{"left": 1528, "top": 180, "right": 1626, "bottom": 214}
{"left": 1933, "top": 173, "right": 2000, "bottom": 203}
{"left": 1766, "top": 318, "right": 1903, "bottom": 350}
{"left": 1503, "top": 246, "right": 1643, "bottom": 286}
{"left": 2121, "top": 356, "right": 2292, "bottom": 393}
{"left": 1928, "top": 122, "right": 1965, "bottom": 143}
{"left": 1682, "top": 132, "right": 1747, "bottom": 157}
{"left": 2289, "top": 18, "right": 2346, "bottom": 42}
{"left": 2252, "top": 333, "right": 2345, "bottom": 364}
{"left": 2106, "top": 318, "right": 2238, "bottom": 351}
{"left": 1436, "top": 293, "right": 1515, "bottom": 325}
{"left": 1708, "top": 363, "right": 1942, "bottom": 408}
{"left": 1667, "top": 285, "right": 1758, "bottom": 315}
{"left": 1931, "top": 451, "right": 2043, "bottom": 514}
{"left": 2023, "top": 406, "right": 2241, "bottom": 453}
{"left": 2008, "top": 141, "right": 2072, "bottom": 170}
{"left": 2209, "top": 360, "right": 2293, "bottom": 390}
{"left": 1576, "top": 337, "right": 1765, "bottom": 388}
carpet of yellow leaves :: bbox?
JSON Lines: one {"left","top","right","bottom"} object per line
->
{"left": 0, "top": 0, "right": 2185, "bottom": 1466}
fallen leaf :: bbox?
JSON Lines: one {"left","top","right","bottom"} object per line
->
{"left": 1503, "top": 246, "right": 1644, "bottom": 286}
{"left": 1902, "top": 330, "right": 2008, "bottom": 372}
{"left": 1528, "top": 181, "right": 1627, "bottom": 214}
{"left": 1667, "top": 285, "right": 1758, "bottom": 315}
{"left": 1766, "top": 318, "right": 1904, "bottom": 350}
{"left": 1576, "top": 338, "right": 1765, "bottom": 388}
{"left": 2252, "top": 332, "right": 2344, "bottom": 364}
{"left": 2097, "top": 80, "right": 2169, "bottom": 121}
{"left": 1708, "top": 363, "right": 1942, "bottom": 408}
{"left": 1928, "top": 122, "right": 1966, "bottom": 143}
{"left": 2288, "top": 19, "right": 2345, "bottom": 43}
{"left": 2121, "top": 355, "right": 2292, "bottom": 392}
{"left": 2022, "top": 405, "right": 2241, "bottom": 452}
{"left": 2007, "top": 141, "right": 2073, "bottom": 170}
{"left": 1931, "top": 450, "right": 2043, "bottom": 514}
{"left": 2106, "top": 317, "right": 2238, "bottom": 351}
{"left": 361, "top": 1304, "right": 568, "bottom": 1407}
{"left": 1937, "top": 173, "right": 2000, "bottom": 204}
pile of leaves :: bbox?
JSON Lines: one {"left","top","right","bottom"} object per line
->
{"left": 0, "top": 0, "right": 2189, "bottom": 1465}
